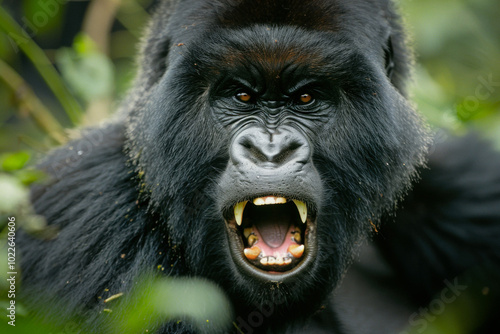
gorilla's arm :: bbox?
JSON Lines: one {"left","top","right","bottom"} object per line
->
{"left": 378, "top": 133, "right": 500, "bottom": 305}
{"left": 325, "top": 135, "right": 500, "bottom": 334}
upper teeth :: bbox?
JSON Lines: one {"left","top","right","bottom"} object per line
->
{"left": 234, "top": 197, "right": 307, "bottom": 226}
{"left": 253, "top": 196, "right": 287, "bottom": 205}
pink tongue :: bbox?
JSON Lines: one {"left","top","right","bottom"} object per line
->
{"left": 254, "top": 209, "right": 291, "bottom": 248}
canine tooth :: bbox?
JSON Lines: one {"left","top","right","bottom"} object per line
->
{"left": 260, "top": 257, "right": 268, "bottom": 265}
{"left": 244, "top": 246, "right": 261, "bottom": 260}
{"left": 292, "top": 200, "right": 307, "bottom": 223}
{"left": 243, "top": 228, "right": 253, "bottom": 238}
{"left": 234, "top": 201, "right": 248, "bottom": 226}
{"left": 248, "top": 234, "right": 258, "bottom": 246}
{"left": 288, "top": 244, "right": 305, "bottom": 258}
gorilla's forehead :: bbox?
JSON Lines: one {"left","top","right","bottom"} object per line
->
{"left": 203, "top": 0, "right": 340, "bottom": 32}
{"left": 165, "top": 0, "right": 390, "bottom": 59}
{"left": 187, "top": 25, "right": 368, "bottom": 88}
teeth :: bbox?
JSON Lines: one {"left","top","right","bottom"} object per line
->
{"left": 258, "top": 256, "right": 293, "bottom": 266}
{"left": 254, "top": 198, "right": 266, "bottom": 205}
{"left": 247, "top": 234, "right": 258, "bottom": 246}
{"left": 253, "top": 196, "right": 287, "bottom": 206}
{"left": 234, "top": 201, "right": 248, "bottom": 226}
{"left": 244, "top": 246, "right": 262, "bottom": 260}
{"left": 265, "top": 197, "right": 276, "bottom": 205}
{"left": 288, "top": 244, "right": 305, "bottom": 258}
{"left": 275, "top": 197, "right": 287, "bottom": 204}
{"left": 239, "top": 197, "right": 306, "bottom": 225}
{"left": 257, "top": 256, "right": 294, "bottom": 266}
{"left": 292, "top": 200, "right": 307, "bottom": 224}
{"left": 292, "top": 230, "right": 302, "bottom": 243}
{"left": 243, "top": 228, "right": 253, "bottom": 238}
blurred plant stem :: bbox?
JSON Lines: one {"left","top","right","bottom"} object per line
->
{"left": 116, "top": 0, "right": 151, "bottom": 38}
{"left": 83, "top": 0, "right": 121, "bottom": 55}
{"left": 80, "top": 0, "right": 121, "bottom": 124}
{"left": 0, "top": 6, "right": 83, "bottom": 125}
{"left": 0, "top": 59, "right": 67, "bottom": 145}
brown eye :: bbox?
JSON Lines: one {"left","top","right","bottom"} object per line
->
{"left": 236, "top": 92, "right": 252, "bottom": 102}
{"left": 299, "top": 93, "right": 312, "bottom": 104}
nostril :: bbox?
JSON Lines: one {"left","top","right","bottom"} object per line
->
{"left": 288, "top": 141, "right": 302, "bottom": 152}
{"left": 240, "top": 138, "right": 253, "bottom": 150}
{"left": 249, "top": 147, "right": 269, "bottom": 164}
{"left": 236, "top": 137, "right": 269, "bottom": 164}
{"left": 272, "top": 141, "right": 304, "bottom": 165}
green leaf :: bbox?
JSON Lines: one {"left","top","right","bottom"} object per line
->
{"left": 15, "top": 168, "right": 47, "bottom": 185}
{"left": 74, "top": 34, "right": 99, "bottom": 54}
{"left": 56, "top": 34, "right": 115, "bottom": 103}
{"left": 1, "top": 151, "right": 30, "bottom": 171}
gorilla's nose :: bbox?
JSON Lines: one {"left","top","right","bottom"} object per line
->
{"left": 231, "top": 127, "right": 311, "bottom": 169}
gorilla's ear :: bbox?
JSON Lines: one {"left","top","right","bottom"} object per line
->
{"left": 141, "top": 37, "right": 171, "bottom": 88}
{"left": 135, "top": 1, "right": 180, "bottom": 89}
{"left": 384, "top": 36, "right": 395, "bottom": 80}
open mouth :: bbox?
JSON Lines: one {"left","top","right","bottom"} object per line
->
{"left": 224, "top": 196, "right": 315, "bottom": 274}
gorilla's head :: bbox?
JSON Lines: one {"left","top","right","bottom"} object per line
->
{"left": 125, "top": 0, "right": 428, "bottom": 319}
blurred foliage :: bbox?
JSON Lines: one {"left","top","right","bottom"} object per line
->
{"left": 0, "top": 275, "right": 233, "bottom": 334}
{"left": 400, "top": 0, "right": 500, "bottom": 148}
{"left": 0, "top": 0, "right": 499, "bottom": 333}
{"left": 111, "top": 277, "right": 234, "bottom": 334}
{"left": 56, "top": 34, "right": 115, "bottom": 104}
{"left": 0, "top": 151, "right": 46, "bottom": 230}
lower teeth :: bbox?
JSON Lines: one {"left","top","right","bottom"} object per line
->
{"left": 259, "top": 256, "right": 293, "bottom": 266}
{"left": 240, "top": 225, "right": 305, "bottom": 268}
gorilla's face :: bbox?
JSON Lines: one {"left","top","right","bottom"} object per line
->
{"left": 129, "top": 24, "right": 427, "bottom": 313}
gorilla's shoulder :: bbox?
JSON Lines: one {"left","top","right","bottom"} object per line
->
{"left": 30, "top": 122, "right": 132, "bottom": 226}
{"left": 35, "top": 121, "right": 126, "bottom": 183}
{"left": 18, "top": 121, "right": 154, "bottom": 321}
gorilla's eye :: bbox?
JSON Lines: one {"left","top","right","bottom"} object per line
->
{"left": 298, "top": 93, "right": 313, "bottom": 104}
{"left": 236, "top": 92, "right": 252, "bottom": 103}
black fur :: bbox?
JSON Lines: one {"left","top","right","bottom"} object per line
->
{"left": 19, "top": 1, "right": 500, "bottom": 333}
{"left": 378, "top": 132, "right": 500, "bottom": 306}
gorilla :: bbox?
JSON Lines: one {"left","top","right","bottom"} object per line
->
{"left": 19, "top": 0, "right": 500, "bottom": 333}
